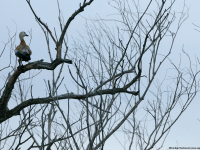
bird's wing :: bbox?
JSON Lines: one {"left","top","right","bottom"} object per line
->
{"left": 15, "top": 45, "right": 32, "bottom": 54}
{"left": 15, "top": 45, "right": 23, "bottom": 53}
{"left": 15, "top": 50, "right": 31, "bottom": 61}
{"left": 15, "top": 45, "right": 31, "bottom": 61}
{"left": 24, "top": 45, "right": 32, "bottom": 55}
{"left": 15, "top": 50, "right": 24, "bottom": 58}
{"left": 15, "top": 43, "right": 32, "bottom": 62}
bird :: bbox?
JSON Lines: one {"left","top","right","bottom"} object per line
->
{"left": 15, "top": 31, "right": 32, "bottom": 67}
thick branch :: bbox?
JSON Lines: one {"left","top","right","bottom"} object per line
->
{"left": 0, "top": 58, "right": 72, "bottom": 121}
{"left": 0, "top": 88, "right": 138, "bottom": 123}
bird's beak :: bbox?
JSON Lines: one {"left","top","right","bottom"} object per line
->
{"left": 25, "top": 34, "right": 29, "bottom": 36}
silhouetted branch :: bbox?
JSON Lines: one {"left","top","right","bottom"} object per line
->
{"left": 57, "top": 0, "right": 94, "bottom": 58}
{"left": 0, "top": 58, "right": 72, "bottom": 122}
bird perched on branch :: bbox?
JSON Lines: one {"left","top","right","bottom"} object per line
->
{"left": 15, "top": 31, "right": 32, "bottom": 67}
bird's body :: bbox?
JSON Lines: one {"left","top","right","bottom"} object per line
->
{"left": 15, "top": 31, "right": 32, "bottom": 66}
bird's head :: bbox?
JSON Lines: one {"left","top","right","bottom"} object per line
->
{"left": 19, "top": 31, "right": 29, "bottom": 41}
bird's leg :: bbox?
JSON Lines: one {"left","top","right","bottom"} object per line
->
{"left": 18, "top": 59, "right": 21, "bottom": 66}
{"left": 20, "top": 60, "right": 24, "bottom": 67}
{"left": 18, "top": 58, "right": 23, "bottom": 67}
{"left": 17, "top": 59, "right": 21, "bottom": 69}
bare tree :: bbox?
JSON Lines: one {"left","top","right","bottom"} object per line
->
{"left": 0, "top": 0, "right": 199, "bottom": 149}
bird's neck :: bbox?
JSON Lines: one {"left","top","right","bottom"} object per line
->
{"left": 20, "top": 39, "right": 26, "bottom": 45}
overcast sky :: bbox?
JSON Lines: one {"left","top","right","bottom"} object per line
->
{"left": 1, "top": 0, "right": 200, "bottom": 149}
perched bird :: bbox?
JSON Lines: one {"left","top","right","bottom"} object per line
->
{"left": 15, "top": 31, "right": 32, "bottom": 66}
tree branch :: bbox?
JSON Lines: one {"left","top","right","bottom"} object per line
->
{"left": 0, "top": 58, "right": 72, "bottom": 122}
{"left": 26, "top": 0, "right": 57, "bottom": 45}
{"left": 0, "top": 87, "right": 138, "bottom": 123}
{"left": 57, "top": 0, "right": 94, "bottom": 58}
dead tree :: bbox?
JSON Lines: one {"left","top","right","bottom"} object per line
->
{"left": 0, "top": 0, "right": 199, "bottom": 150}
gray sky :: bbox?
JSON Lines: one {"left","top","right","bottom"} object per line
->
{"left": 0, "top": 0, "right": 200, "bottom": 149}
